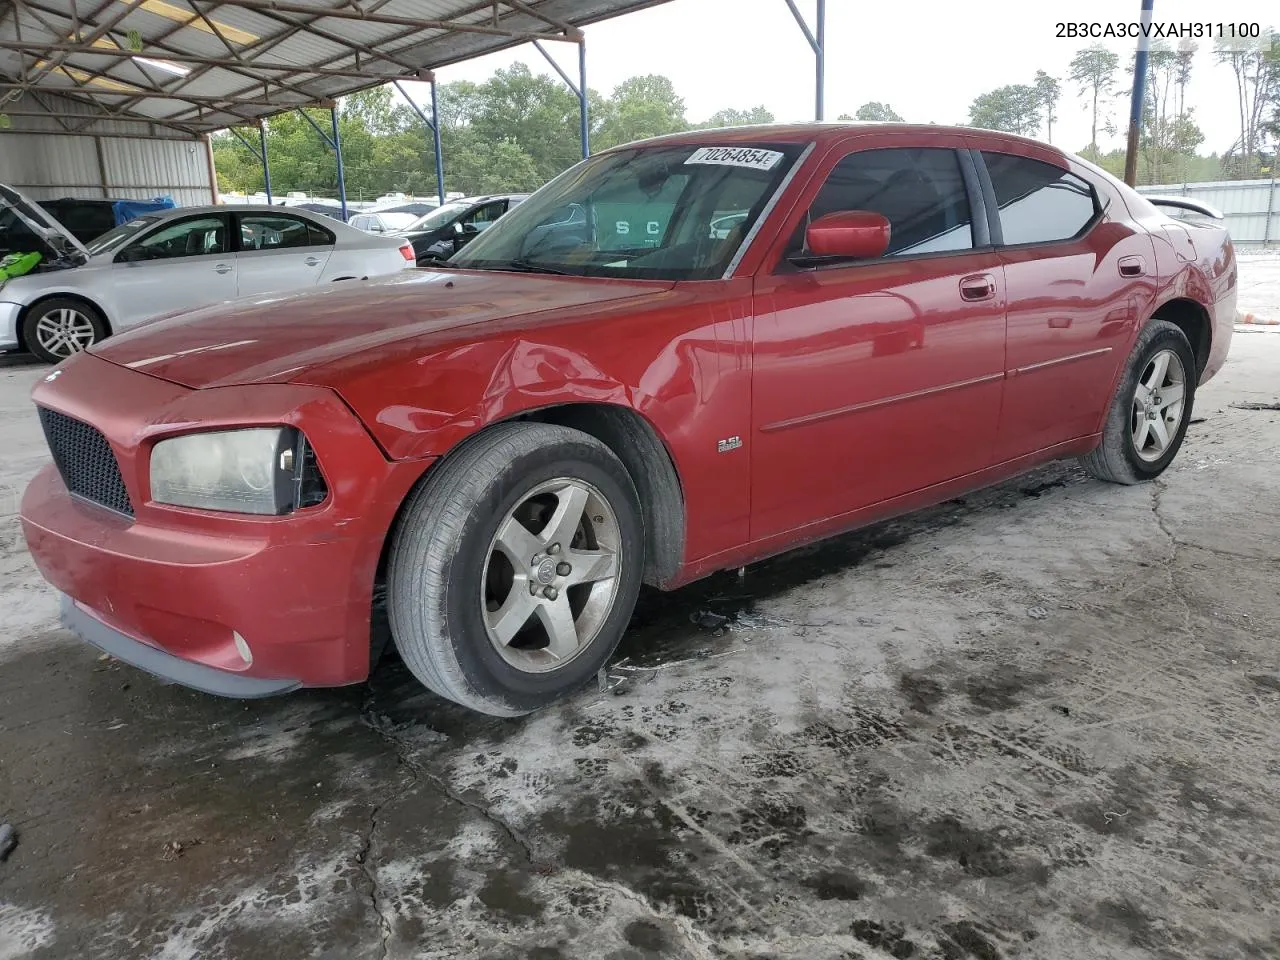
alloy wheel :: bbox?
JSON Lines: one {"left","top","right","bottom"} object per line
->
{"left": 34, "top": 307, "right": 96, "bottom": 358}
{"left": 480, "top": 477, "right": 622, "bottom": 673}
{"left": 1131, "top": 348, "right": 1187, "bottom": 462}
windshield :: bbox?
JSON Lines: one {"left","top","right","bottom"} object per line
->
{"left": 407, "top": 201, "right": 473, "bottom": 231}
{"left": 85, "top": 216, "right": 159, "bottom": 255}
{"left": 450, "top": 143, "right": 805, "bottom": 280}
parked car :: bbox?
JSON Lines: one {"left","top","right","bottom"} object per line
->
{"left": 395, "top": 194, "right": 528, "bottom": 265}
{"left": 347, "top": 211, "right": 419, "bottom": 235}
{"left": 281, "top": 200, "right": 348, "bottom": 222}
{"left": 21, "top": 125, "right": 1235, "bottom": 718}
{"left": 370, "top": 201, "right": 441, "bottom": 219}
{"left": 0, "top": 188, "right": 415, "bottom": 362}
{"left": 1, "top": 196, "right": 175, "bottom": 252}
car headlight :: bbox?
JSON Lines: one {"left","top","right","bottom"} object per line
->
{"left": 150, "top": 427, "right": 328, "bottom": 515}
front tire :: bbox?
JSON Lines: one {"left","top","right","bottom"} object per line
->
{"left": 23, "top": 298, "right": 107, "bottom": 364}
{"left": 1080, "top": 319, "right": 1197, "bottom": 484}
{"left": 387, "top": 423, "right": 644, "bottom": 716}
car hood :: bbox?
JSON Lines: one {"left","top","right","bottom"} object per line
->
{"left": 0, "top": 183, "right": 91, "bottom": 260}
{"left": 89, "top": 268, "right": 675, "bottom": 390}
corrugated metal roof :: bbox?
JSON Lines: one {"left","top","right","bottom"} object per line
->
{"left": 0, "top": 0, "right": 675, "bottom": 136}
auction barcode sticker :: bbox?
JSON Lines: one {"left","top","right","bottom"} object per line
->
{"left": 684, "top": 147, "right": 784, "bottom": 171}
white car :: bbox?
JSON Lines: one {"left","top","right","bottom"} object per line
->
{"left": 0, "top": 186, "right": 415, "bottom": 363}
{"left": 347, "top": 210, "right": 420, "bottom": 235}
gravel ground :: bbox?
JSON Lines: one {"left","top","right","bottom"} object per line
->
{"left": 1, "top": 316, "right": 1279, "bottom": 960}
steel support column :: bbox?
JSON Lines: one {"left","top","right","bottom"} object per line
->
{"left": 578, "top": 34, "right": 589, "bottom": 158}
{"left": 259, "top": 123, "right": 273, "bottom": 204}
{"left": 230, "top": 123, "right": 273, "bottom": 203}
{"left": 535, "top": 33, "right": 588, "bottom": 159}
{"left": 430, "top": 79, "right": 445, "bottom": 201}
{"left": 1123, "top": 0, "right": 1155, "bottom": 186}
{"left": 395, "top": 76, "right": 446, "bottom": 204}
{"left": 331, "top": 105, "right": 347, "bottom": 221}
{"left": 785, "top": 0, "right": 826, "bottom": 121}
{"left": 297, "top": 104, "right": 348, "bottom": 220}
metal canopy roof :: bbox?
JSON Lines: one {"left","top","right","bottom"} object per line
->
{"left": 0, "top": 0, "right": 673, "bottom": 136}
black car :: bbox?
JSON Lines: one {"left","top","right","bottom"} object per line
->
{"left": 395, "top": 194, "right": 528, "bottom": 265}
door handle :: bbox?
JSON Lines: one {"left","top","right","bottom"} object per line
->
{"left": 1118, "top": 255, "right": 1146, "bottom": 278}
{"left": 304, "top": 256, "right": 321, "bottom": 266}
{"left": 959, "top": 273, "right": 995, "bottom": 302}
{"left": 214, "top": 263, "right": 233, "bottom": 274}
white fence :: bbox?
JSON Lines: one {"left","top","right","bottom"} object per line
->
{"left": 1137, "top": 179, "right": 1279, "bottom": 248}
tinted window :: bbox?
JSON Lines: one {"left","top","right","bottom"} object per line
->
{"left": 982, "top": 153, "right": 1097, "bottom": 245}
{"left": 238, "top": 214, "right": 328, "bottom": 251}
{"left": 793, "top": 147, "right": 974, "bottom": 259}
{"left": 307, "top": 221, "right": 335, "bottom": 245}
{"left": 461, "top": 201, "right": 506, "bottom": 232}
{"left": 125, "top": 216, "right": 226, "bottom": 260}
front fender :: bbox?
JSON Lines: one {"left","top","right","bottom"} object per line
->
{"left": 5, "top": 275, "right": 118, "bottom": 331}
{"left": 319, "top": 280, "right": 756, "bottom": 567}
{"left": 353, "top": 337, "right": 680, "bottom": 460}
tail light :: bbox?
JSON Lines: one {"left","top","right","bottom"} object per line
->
{"left": 398, "top": 242, "right": 415, "bottom": 264}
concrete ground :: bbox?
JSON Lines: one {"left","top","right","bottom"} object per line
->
{"left": 2, "top": 310, "right": 1280, "bottom": 960}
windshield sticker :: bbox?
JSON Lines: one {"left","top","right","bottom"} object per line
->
{"left": 684, "top": 147, "right": 784, "bottom": 171}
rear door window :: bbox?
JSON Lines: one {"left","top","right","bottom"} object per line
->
{"left": 790, "top": 147, "right": 975, "bottom": 259}
{"left": 237, "top": 213, "right": 327, "bottom": 251}
{"left": 981, "top": 153, "right": 1098, "bottom": 245}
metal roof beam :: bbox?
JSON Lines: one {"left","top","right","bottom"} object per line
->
{"left": 192, "top": 0, "right": 571, "bottom": 42}
{"left": 0, "top": 40, "right": 402, "bottom": 77}
{"left": 0, "top": 80, "right": 310, "bottom": 107}
{"left": 0, "top": 126, "right": 200, "bottom": 140}
{"left": 20, "top": 0, "right": 139, "bottom": 89}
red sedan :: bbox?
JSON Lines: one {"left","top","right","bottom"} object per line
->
{"left": 20, "top": 125, "right": 1236, "bottom": 716}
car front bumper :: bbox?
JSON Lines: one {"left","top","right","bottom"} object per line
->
{"left": 0, "top": 301, "right": 20, "bottom": 351}
{"left": 20, "top": 353, "right": 432, "bottom": 695}
{"left": 59, "top": 593, "right": 301, "bottom": 697}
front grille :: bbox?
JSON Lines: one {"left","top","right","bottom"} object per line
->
{"left": 37, "top": 407, "right": 134, "bottom": 517}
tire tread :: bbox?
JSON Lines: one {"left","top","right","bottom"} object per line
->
{"left": 387, "top": 422, "right": 626, "bottom": 716}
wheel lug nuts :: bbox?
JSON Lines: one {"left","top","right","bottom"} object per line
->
{"left": 543, "top": 586, "right": 558, "bottom": 600}
{"left": 529, "top": 581, "right": 539, "bottom": 596}
{"left": 557, "top": 562, "right": 571, "bottom": 576}
{"left": 548, "top": 543, "right": 561, "bottom": 555}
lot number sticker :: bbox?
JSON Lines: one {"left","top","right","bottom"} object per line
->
{"left": 684, "top": 147, "right": 784, "bottom": 171}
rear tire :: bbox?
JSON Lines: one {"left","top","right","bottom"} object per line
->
{"left": 387, "top": 422, "right": 644, "bottom": 716}
{"left": 1080, "top": 319, "right": 1196, "bottom": 484}
{"left": 23, "top": 298, "right": 107, "bottom": 364}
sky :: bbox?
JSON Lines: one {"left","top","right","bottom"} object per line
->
{"left": 396, "top": 0, "right": 1278, "bottom": 156}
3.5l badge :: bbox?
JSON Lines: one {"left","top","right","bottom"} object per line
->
{"left": 717, "top": 436, "right": 742, "bottom": 453}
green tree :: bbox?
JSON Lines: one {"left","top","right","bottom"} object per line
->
{"left": 1215, "top": 29, "right": 1280, "bottom": 178}
{"left": 594, "top": 74, "right": 688, "bottom": 148}
{"left": 466, "top": 63, "right": 588, "bottom": 181}
{"left": 852, "top": 101, "right": 903, "bottom": 122}
{"left": 702, "top": 105, "right": 774, "bottom": 127}
{"left": 1069, "top": 45, "right": 1120, "bottom": 159}
{"left": 1033, "top": 70, "right": 1060, "bottom": 142}
{"left": 968, "top": 84, "right": 1041, "bottom": 135}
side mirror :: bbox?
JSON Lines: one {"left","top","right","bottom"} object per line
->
{"left": 452, "top": 221, "right": 465, "bottom": 236}
{"left": 117, "top": 246, "right": 146, "bottom": 263}
{"left": 804, "top": 210, "right": 891, "bottom": 261}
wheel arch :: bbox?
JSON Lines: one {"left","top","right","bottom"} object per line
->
{"left": 375, "top": 401, "right": 687, "bottom": 593}
{"left": 511, "top": 402, "right": 686, "bottom": 588}
{"left": 17, "top": 292, "right": 112, "bottom": 351}
{"left": 1149, "top": 296, "right": 1211, "bottom": 377}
